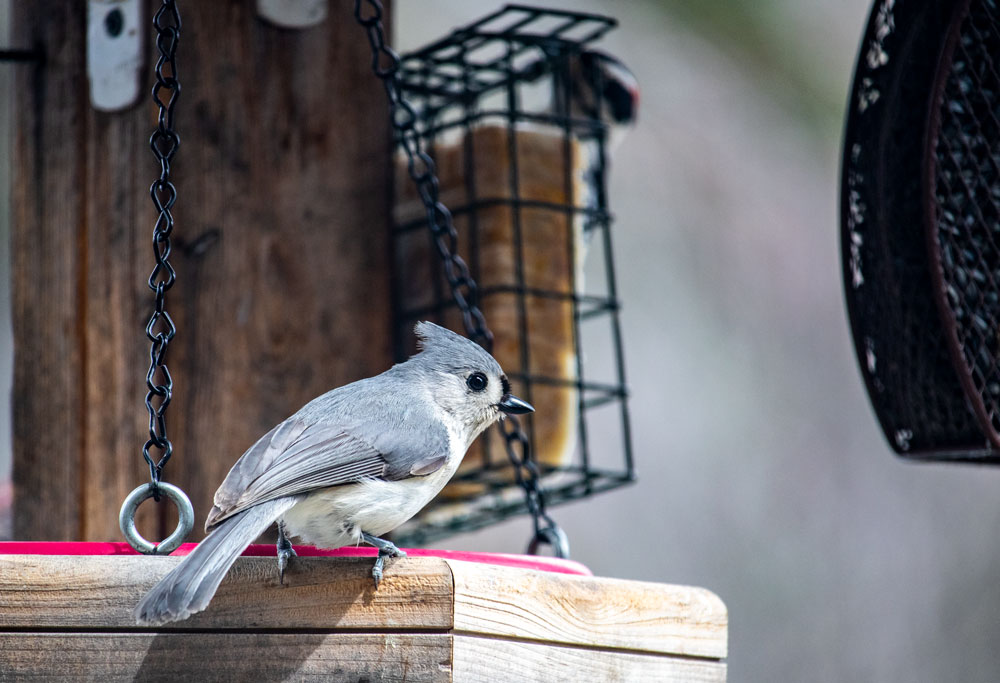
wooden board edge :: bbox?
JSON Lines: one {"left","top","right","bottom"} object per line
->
{"left": 0, "top": 631, "right": 727, "bottom": 683}
{"left": 0, "top": 631, "right": 455, "bottom": 681}
{"left": 452, "top": 634, "right": 727, "bottom": 683}
{"left": 445, "top": 558, "right": 728, "bottom": 660}
{"left": 0, "top": 554, "right": 455, "bottom": 631}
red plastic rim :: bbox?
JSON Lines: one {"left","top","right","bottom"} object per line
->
{"left": 0, "top": 541, "right": 591, "bottom": 576}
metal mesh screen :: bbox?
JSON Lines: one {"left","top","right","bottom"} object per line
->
{"left": 929, "top": 0, "right": 1000, "bottom": 449}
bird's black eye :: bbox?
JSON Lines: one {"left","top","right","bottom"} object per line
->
{"left": 467, "top": 372, "right": 488, "bottom": 392}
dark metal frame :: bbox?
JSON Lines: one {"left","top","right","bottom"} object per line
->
{"left": 391, "top": 5, "right": 634, "bottom": 544}
{"left": 841, "top": 0, "right": 1000, "bottom": 462}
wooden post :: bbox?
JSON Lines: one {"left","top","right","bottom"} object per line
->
{"left": 11, "top": 2, "right": 393, "bottom": 541}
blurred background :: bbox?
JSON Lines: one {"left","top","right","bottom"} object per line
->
{"left": 5, "top": 1, "right": 1000, "bottom": 681}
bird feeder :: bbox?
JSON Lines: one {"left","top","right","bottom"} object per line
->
{"left": 1, "top": 1, "right": 727, "bottom": 679}
{"left": 389, "top": 5, "right": 634, "bottom": 546}
{"left": 842, "top": 0, "right": 1000, "bottom": 462}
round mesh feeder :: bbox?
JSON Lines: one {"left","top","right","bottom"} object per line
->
{"left": 927, "top": 0, "right": 1000, "bottom": 450}
{"left": 843, "top": 0, "right": 1000, "bottom": 461}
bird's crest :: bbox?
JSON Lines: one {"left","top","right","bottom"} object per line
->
{"left": 412, "top": 321, "right": 501, "bottom": 375}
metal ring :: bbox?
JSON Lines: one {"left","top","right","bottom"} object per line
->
{"left": 119, "top": 482, "right": 194, "bottom": 555}
{"left": 527, "top": 525, "right": 570, "bottom": 559}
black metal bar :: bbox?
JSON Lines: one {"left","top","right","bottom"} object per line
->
{"left": 591, "top": 76, "right": 635, "bottom": 481}
{"left": 403, "top": 5, "right": 514, "bottom": 58}
{"left": 394, "top": 196, "right": 611, "bottom": 234}
{"left": 0, "top": 48, "right": 44, "bottom": 63}
{"left": 459, "top": 37, "right": 495, "bottom": 469}
{"left": 503, "top": 43, "right": 536, "bottom": 458}
{"left": 577, "top": 298, "right": 621, "bottom": 321}
{"left": 421, "top": 60, "right": 448, "bottom": 336}
{"left": 582, "top": 393, "right": 626, "bottom": 411}
{"left": 397, "top": 292, "right": 621, "bottom": 336}
{"left": 554, "top": 48, "right": 594, "bottom": 495}
{"left": 398, "top": 104, "right": 611, "bottom": 139}
{"left": 501, "top": 4, "right": 617, "bottom": 27}
{"left": 506, "top": 374, "right": 627, "bottom": 395}
{"left": 403, "top": 4, "right": 614, "bottom": 61}
{"left": 396, "top": 472, "right": 632, "bottom": 547}
{"left": 448, "top": 461, "right": 627, "bottom": 483}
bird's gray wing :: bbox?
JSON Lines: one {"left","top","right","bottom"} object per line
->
{"left": 205, "top": 415, "right": 451, "bottom": 530}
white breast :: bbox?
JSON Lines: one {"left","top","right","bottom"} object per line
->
{"left": 281, "top": 418, "right": 468, "bottom": 548}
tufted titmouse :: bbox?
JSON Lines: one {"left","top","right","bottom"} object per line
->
{"left": 134, "top": 321, "right": 533, "bottom": 625}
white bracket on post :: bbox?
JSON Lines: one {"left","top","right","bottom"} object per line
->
{"left": 86, "top": 0, "right": 143, "bottom": 113}
{"left": 256, "top": 0, "right": 328, "bottom": 29}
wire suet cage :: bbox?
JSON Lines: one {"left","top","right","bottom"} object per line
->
{"left": 390, "top": 5, "right": 635, "bottom": 545}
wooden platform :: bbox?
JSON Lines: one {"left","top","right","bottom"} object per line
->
{"left": 0, "top": 552, "right": 727, "bottom": 681}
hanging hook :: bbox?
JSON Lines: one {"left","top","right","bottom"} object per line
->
{"left": 355, "top": 0, "right": 571, "bottom": 558}
{"left": 122, "top": 0, "right": 191, "bottom": 554}
{"left": 119, "top": 481, "right": 194, "bottom": 555}
{"left": 527, "top": 524, "right": 571, "bottom": 559}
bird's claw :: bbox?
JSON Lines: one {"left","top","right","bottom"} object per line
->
{"left": 368, "top": 539, "right": 406, "bottom": 590}
{"left": 277, "top": 545, "right": 296, "bottom": 585}
{"left": 276, "top": 522, "right": 297, "bottom": 586}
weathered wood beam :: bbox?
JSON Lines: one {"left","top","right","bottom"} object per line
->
{"left": 0, "top": 553, "right": 728, "bottom": 681}
{"left": 12, "top": 1, "right": 393, "bottom": 542}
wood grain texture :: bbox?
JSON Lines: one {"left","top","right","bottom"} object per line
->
{"left": 0, "top": 554, "right": 726, "bottom": 660}
{"left": 446, "top": 559, "right": 728, "bottom": 660}
{"left": 10, "top": 1, "right": 86, "bottom": 543}
{"left": 12, "top": 2, "right": 393, "bottom": 542}
{"left": 0, "top": 555, "right": 454, "bottom": 630}
{"left": 451, "top": 635, "right": 727, "bottom": 683}
{"left": 0, "top": 633, "right": 453, "bottom": 682}
{"left": 0, "top": 554, "right": 727, "bottom": 680}
{"left": 0, "top": 633, "right": 725, "bottom": 683}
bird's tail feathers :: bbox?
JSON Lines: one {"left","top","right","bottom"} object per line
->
{"left": 133, "top": 496, "right": 299, "bottom": 625}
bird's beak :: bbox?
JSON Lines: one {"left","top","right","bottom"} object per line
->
{"left": 498, "top": 394, "right": 534, "bottom": 415}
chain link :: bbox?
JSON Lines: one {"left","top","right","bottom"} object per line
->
{"left": 354, "top": 0, "right": 568, "bottom": 558}
{"left": 143, "top": 0, "right": 182, "bottom": 495}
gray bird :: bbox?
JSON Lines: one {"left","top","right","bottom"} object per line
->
{"left": 134, "top": 321, "right": 533, "bottom": 625}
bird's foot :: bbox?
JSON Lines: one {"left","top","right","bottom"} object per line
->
{"left": 362, "top": 532, "right": 406, "bottom": 590}
{"left": 371, "top": 554, "right": 385, "bottom": 589}
{"left": 277, "top": 521, "right": 297, "bottom": 586}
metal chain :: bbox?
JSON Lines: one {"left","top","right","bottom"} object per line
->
{"left": 143, "top": 0, "right": 182, "bottom": 495}
{"left": 354, "top": 0, "right": 569, "bottom": 558}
